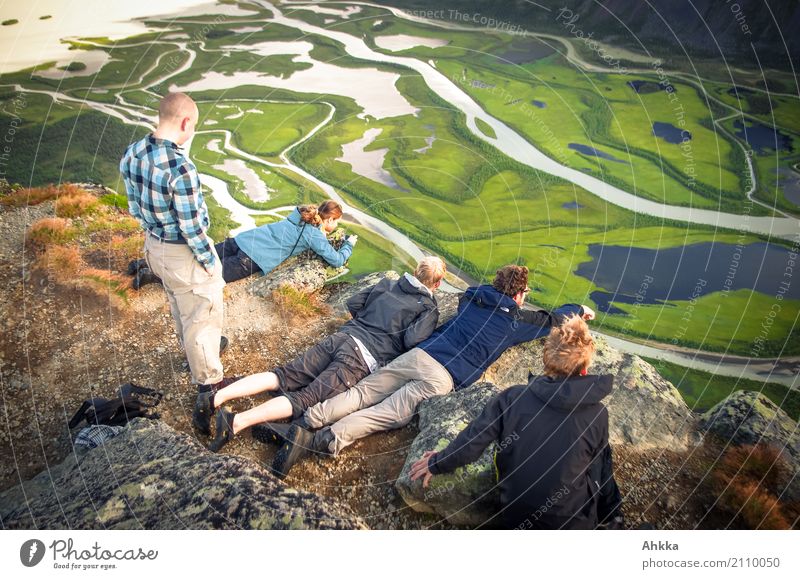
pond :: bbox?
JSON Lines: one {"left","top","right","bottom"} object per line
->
{"left": 337, "top": 127, "right": 406, "bottom": 190}
{"left": 498, "top": 38, "right": 555, "bottom": 64}
{"left": 532, "top": 100, "right": 547, "bottom": 108}
{"left": 569, "top": 143, "right": 627, "bottom": 163}
{"left": 374, "top": 34, "right": 449, "bottom": 51}
{"left": 652, "top": 121, "right": 690, "bottom": 144}
{"left": 575, "top": 242, "right": 799, "bottom": 313}
{"left": 627, "top": 80, "right": 676, "bottom": 94}
{"left": 562, "top": 201, "right": 584, "bottom": 209}
{"left": 734, "top": 119, "right": 793, "bottom": 154}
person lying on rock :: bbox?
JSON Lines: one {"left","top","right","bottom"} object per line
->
{"left": 196, "top": 256, "right": 447, "bottom": 452}
{"left": 409, "top": 314, "right": 624, "bottom": 530}
{"left": 128, "top": 200, "right": 357, "bottom": 289}
{"left": 264, "top": 264, "right": 595, "bottom": 479}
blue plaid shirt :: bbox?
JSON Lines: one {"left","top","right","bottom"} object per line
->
{"left": 120, "top": 134, "right": 215, "bottom": 271}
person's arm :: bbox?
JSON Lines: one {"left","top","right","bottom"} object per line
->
{"left": 512, "top": 303, "right": 586, "bottom": 343}
{"left": 120, "top": 156, "right": 147, "bottom": 230}
{"left": 306, "top": 228, "right": 353, "bottom": 268}
{"left": 403, "top": 304, "right": 439, "bottom": 350}
{"left": 410, "top": 393, "right": 505, "bottom": 488}
{"left": 592, "top": 420, "right": 624, "bottom": 527}
{"left": 171, "top": 166, "right": 215, "bottom": 272}
{"left": 346, "top": 280, "right": 381, "bottom": 319}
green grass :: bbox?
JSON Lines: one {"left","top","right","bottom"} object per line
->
{"left": 642, "top": 357, "right": 800, "bottom": 421}
{"left": 475, "top": 117, "right": 496, "bottom": 139}
{"left": 197, "top": 99, "right": 330, "bottom": 158}
{"left": 336, "top": 222, "right": 416, "bottom": 281}
{"left": 434, "top": 57, "right": 751, "bottom": 213}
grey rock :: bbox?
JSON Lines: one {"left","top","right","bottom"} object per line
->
{"left": 396, "top": 382, "right": 501, "bottom": 527}
{"left": 0, "top": 419, "right": 366, "bottom": 529}
{"left": 483, "top": 336, "right": 698, "bottom": 450}
{"left": 701, "top": 390, "right": 800, "bottom": 500}
{"left": 249, "top": 229, "right": 349, "bottom": 297}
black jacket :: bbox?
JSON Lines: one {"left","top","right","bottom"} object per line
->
{"left": 339, "top": 273, "right": 439, "bottom": 365}
{"left": 428, "top": 374, "right": 622, "bottom": 529}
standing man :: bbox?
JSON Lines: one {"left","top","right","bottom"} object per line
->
{"left": 120, "top": 92, "right": 231, "bottom": 395}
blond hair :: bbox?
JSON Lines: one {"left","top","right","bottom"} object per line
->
{"left": 543, "top": 314, "right": 594, "bottom": 377}
{"left": 414, "top": 256, "right": 446, "bottom": 287}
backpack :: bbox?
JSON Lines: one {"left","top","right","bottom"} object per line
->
{"left": 68, "top": 383, "right": 163, "bottom": 428}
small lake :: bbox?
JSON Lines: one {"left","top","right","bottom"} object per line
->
{"left": 532, "top": 100, "right": 547, "bottom": 108}
{"left": 374, "top": 34, "right": 449, "bottom": 51}
{"left": 562, "top": 201, "right": 584, "bottom": 209}
{"left": 627, "top": 80, "right": 676, "bottom": 94}
{"left": 775, "top": 167, "right": 800, "bottom": 207}
{"left": 652, "top": 121, "right": 690, "bottom": 144}
{"left": 734, "top": 119, "right": 793, "bottom": 154}
{"left": 575, "top": 242, "right": 800, "bottom": 313}
{"left": 569, "top": 143, "right": 627, "bottom": 163}
{"left": 337, "top": 127, "right": 405, "bottom": 190}
{"left": 498, "top": 38, "right": 555, "bottom": 64}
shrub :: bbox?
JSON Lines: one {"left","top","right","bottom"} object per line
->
{"left": 80, "top": 268, "right": 131, "bottom": 303}
{"left": 710, "top": 443, "right": 792, "bottom": 529}
{"left": 27, "top": 218, "right": 74, "bottom": 247}
{"left": 35, "top": 245, "right": 83, "bottom": 278}
{"left": 55, "top": 189, "right": 99, "bottom": 218}
{"left": 271, "top": 284, "right": 331, "bottom": 322}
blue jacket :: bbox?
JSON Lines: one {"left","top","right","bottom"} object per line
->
{"left": 418, "top": 284, "right": 584, "bottom": 390}
{"left": 233, "top": 208, "right": 353, "bottom": 275}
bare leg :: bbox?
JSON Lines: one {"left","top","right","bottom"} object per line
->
{"left": 213, "top": 372, "right": 279, "bottom": 408}
{"left": 232, "top": 396, "right": 293, "bottom": 434}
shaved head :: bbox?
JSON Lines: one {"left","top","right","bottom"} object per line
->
{"left": 159, "top": 92, "right": 197, "bottom": 123}
{"left": 155, "top": 92, "right": 199, "bottom": 145}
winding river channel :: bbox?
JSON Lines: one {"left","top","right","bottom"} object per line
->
{"left": 2, "top": 1, "right": 797, "bottom": 387}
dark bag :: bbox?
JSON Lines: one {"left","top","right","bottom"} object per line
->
{"left": 68, "top": 383, "right": 163, "bottom": 428}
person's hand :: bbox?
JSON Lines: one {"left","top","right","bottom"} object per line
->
{"left": 346, "top": 235, "right": 358, "bottom": 246}
{"left": 409, "top": 450, "right": 437, "bottom": 488}
{"left": 581, "top": 305, "right": 596, "bottom": 321}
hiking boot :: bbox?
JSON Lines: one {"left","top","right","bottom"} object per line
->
{"left": 209, "top": 407, "right": 236, "bottom": 452}
{"left": 192, "top": 390, "right": 215, "bottom": 436}
{"left": 252, "top": 421, "right": 294, "bottom": 446}
{"left": 183, "top": 336, "right": 229, "bottom": 373}
{"left": 126, "top": 258, "right": 147, "bottom": 276}
{"left": 271, "top": 424, "right": 324, "bottom": 479}
{"left": 132, "top": 267, "right": 162, "bottom": 290}
{"left": 271, "top": 424, "right": 314, "bottom": 479}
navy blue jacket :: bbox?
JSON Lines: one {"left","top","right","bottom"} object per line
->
{"left": 418, "top": 285, "right": 584, "bottom": 390}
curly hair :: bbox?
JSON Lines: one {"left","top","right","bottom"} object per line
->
{"left": 492, "top": 264, "right": 529, "bottom": 297}
{"left": 543, "top": 314, "right": 595, "bottom": 377}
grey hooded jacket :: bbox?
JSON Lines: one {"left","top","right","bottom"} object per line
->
{"left": 339, "top": 273, "right": 439, "bottom": 366}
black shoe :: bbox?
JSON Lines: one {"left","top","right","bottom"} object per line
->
{"left": 209, "top": 407, "right": 235, "bottom": 452}
{"left": 183, "top": 336, "right": 229, "bottom": 373}
{"left": 126, "top": 259, "right": 147, "bottom": 276}
{"left": 252, "top": 421, "right": 294, "bottom": 446}
{"left": 132, "top": 267, "right": 162, "bottom": 290}
{"left": 271, "top": 424, "right": 315, "bottom": 479}
{"left": 193, "top": 390, "right": 215, "bottom": 436}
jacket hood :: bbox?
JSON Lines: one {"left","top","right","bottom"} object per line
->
{"left": 529, "top": 374, "right": 613, "bottom": 412}
{"left": 287, "top": 207, "right": 303, "bottom": 226}
{"left": 464, "top": 284, "right": 518, "bottom": 312}
{"left": 400, "top": 272, "right": 433, "bottom": 297}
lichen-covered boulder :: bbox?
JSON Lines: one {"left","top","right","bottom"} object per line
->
{"left": 0, "top": 419, "right": 366, "bottom": 529}
{"left": 396, "top": 382, "right": 501, "bottom": 527}
{"left": 701, "top": 390, "right": 800, "bottom": 500}
{"left": 483, "top": 336, "right": 699, "bottom": 450}
{"left": 326, "top": 270, "right": 400, "bottom": 315}
{"left": 249, "top": 229, "right": 349, "bottom": 297}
